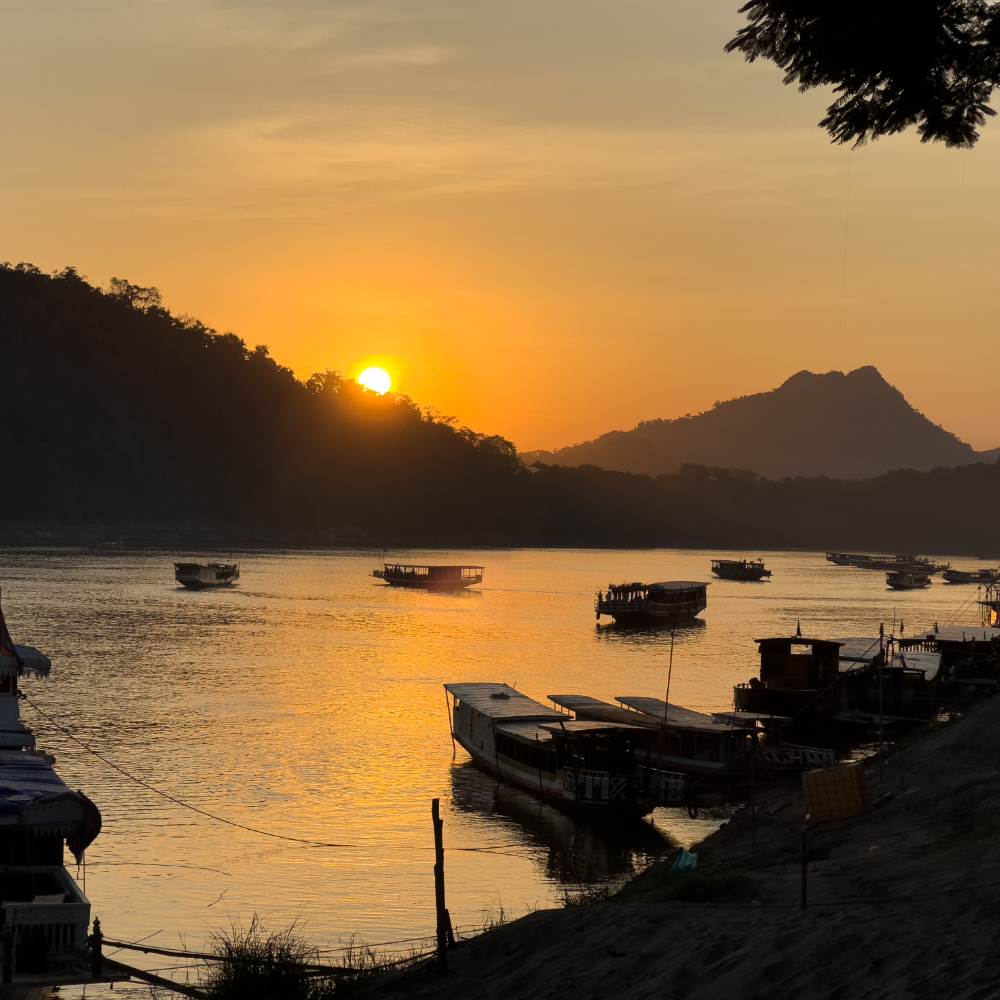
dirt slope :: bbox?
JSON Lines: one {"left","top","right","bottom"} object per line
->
{"left": 370, "top": 697, "right": 1000, "bottom": 999}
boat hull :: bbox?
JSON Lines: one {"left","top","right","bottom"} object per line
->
{"left": 453, "top": 731, "right": 656, "bottom": 817}
{"left": 382, "top": 578, "right": 480, "bottom": 591}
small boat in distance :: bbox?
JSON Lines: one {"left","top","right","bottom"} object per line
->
{"left": 827, "top": 552, "right": 943, "bottom": 574}
{"left": 595, "top": 581, "right": 709, "bottom": 624}
{"left": 374, "top": 564, "right": 484, "bottom": 590}
{"left": 886, "top": 571, "right": 931, "bottom": 590}
{"left": 711, "top": 558, "right": 772, "bottom": 582}
{"left": 174, "top": 562, "right": 241, "bottom": 589}
{"left": 943, "top": 567, "right": 999, "bottom": 584}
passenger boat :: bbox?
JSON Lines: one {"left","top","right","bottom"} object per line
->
{"left": 374, "top": 564, "right": 483, "bottom": 590}
{"left": 828, "top": 553, "right": 942, "bottom": 574}
{"left": 942, "top": 567, "right": 999, "bottom": 584}
{"left": 173, "top": 562, "right": 240, "bottom": 589}
{"left": 550, "top": 694, "right": 831, "bottom": 779}
{"left": 0, "top": 600, "right": 105, "bottom": 986}
{"left": 444, "top": 683, "right": 687, "bottom": 815}
{"left": 886, "top": 571, "right": 931, "bottom": 590}
{"left": 594, "top": 581, "right": 709, "bottom": 623}
{"left": 711, "top": 558, "right": 771, "bottom": 581}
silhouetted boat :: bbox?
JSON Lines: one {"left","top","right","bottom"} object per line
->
{"left": 943, "top": 567, "right": 999, "bottom": 584}
{"left": 374, "top": 564, "right": 483, "bottom": 590}
{"left": 551, "top": 694, "right": 831, "bottom": 780}
{"left": 886, "top": 571, "right": 931, "bottom": 590}
{"left": 594, "top": 581, "right": 708, "bottom": 623}
{"left": 445, "top": 683, "right": 686, "bottom": 815}
{"left": 173, "top": 562, "right": 240, "bottom": 589}
{"left": 0, "top": 597, "right": 104, "bottom": 985}
{"left": 711, "top": 558, "right": 771, "bottom": 581}
{"left": 828, "top": 552, "right": 942, "bottom": 574}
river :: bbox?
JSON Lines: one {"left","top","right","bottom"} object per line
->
{"left": 0, "top": 546, "right": 987, "bottom": 985}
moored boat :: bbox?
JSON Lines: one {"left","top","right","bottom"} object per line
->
{"left": 886, "top": 571, "right": 931, "bottom": 590}
{"left": 711, "top": 558, "right": 771, "bottom": 581}
{"left": 595, "top": 581, "right": 709, "bottom": 623}
{"left": 551, "top": 693, "right": 832, "bottom": 779}
{"left": 375, "top": 564, "right": 483, "bottom": 590}
{"left": 174, "top": 562, "right": 240, "bottom": 589}
{"left": 943, "top": 567, "right": 999, "bottom": 584}
{"left": 0, "top": 599, "right": 105, "bottom": 986}
{"left": 445, "top": 683, "right": 686, "bottom": 814}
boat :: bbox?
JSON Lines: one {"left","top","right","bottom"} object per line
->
{"left": 550, "top": 694, "right": 831, "bottom": 779}
{"left": 0, "top": 598, "right": 105, "bottom": 986}
{"left": 734, "top": 636, "right": 849, "bottom": 719}
{"left": 886, "top": 571, "right": 931, "bottom": 590}
{"left": 594, "top": 581, "right": 709, "bottom": 623}
{"left": 374, "top": 564, "right": 483, "bottom": 590}
{"left": 827, "top": 552, "right": 943, "bottom": 574}
{"left": 942, "top": 567, "right": 999, "bottom": 584}
{"left": 444, "top": 683, "right": 687, "bottom": 814}
{"left": 711, "top": 559, "right": 771, "bottom": 582}
{"left": 173, "top": 562, "right": 240, "bottom": 589}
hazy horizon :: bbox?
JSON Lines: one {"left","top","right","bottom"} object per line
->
{"left": 4, "top": 1, "right": 1000, "bottom": 451}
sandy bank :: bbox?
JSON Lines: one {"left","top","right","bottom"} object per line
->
{"left": 368, "top": 697, "right": 1000, "bottom": 999}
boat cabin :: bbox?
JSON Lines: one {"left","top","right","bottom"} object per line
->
{"left": 376, "top": 565, "right": 484, "bottom": 590}
{"left": 174, "top": 562, "right": 240, "bottom": 589}
{"left": 711, "top": 559, "right": 771, "bottom": 581}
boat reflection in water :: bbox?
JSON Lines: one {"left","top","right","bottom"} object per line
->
{"left": 449, "top": 760, "right": 680, "bottom": 890}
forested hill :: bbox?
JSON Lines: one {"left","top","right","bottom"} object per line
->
{"left": 0, "top": 264, "right": 522, "bottom": 540}
{"left": 522, "top": 367, "right": 1000, "bottom": 479}
{"left": 2, "top": 263, "right": 999, "bottom": 553}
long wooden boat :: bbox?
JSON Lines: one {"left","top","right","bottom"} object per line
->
{"left": 594, "top": 581, "right": 708, "bottom": 623}
{"left": 445, "top": 683, "right": 686, "bottom": 815}
{"left": 943, "top": 567, "right": 999, "bottom": 584}
{"left": 375, "top": 564, "right": 483, "bottom": 590}
{"left": 711, "top": 559, "right": 771, "bottom": 582}
{"left": 828, "top": 552, "right": 942, "bottom": 574}
{"left": 174, "top": 562, "right": 240, "bottom": 589}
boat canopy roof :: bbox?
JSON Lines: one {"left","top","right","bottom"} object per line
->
{"left": 538, "top": 719, "right": 652, "bottom": 736}
{"left": 755, "top": 636, "right": 844, "bottom": 654}
{"left": 912, "top": 626, "right": 1000, "bottom": 643}
{"left": 0, "top": 750, "right": 94, "bottom": 836}
{"left": 493, "top": 720, "right": 556, "bottom": 743}
{"left": 647, "top": 581, "right": 710, "bottom": 591}
{"left": 0, "top": 644, "right": 51, "bottom": 678}
{"left": 549, "top": 694, "right": 659, "bottom": 728}
{"left": 713, "top": 558, "right": 765, "bottom": 565}
{"left": 615, "top": 696, "right": 739, "bottom": 733}
{"left": 445, "top": 683, "right": 564, "bottom": 721}
{"left": 386, "top": 564, "right": 484, "bottom": 571}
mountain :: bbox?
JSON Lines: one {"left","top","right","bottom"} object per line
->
{"left": 522, "top": 367, "right": 1000, "bottom": 480}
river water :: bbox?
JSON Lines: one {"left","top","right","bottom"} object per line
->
{"left": 0, "top": 546, "right": 988, "bottom": 983}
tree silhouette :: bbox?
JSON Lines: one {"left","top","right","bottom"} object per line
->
{"left": 726, "top": 0, "right": 1000, "bottom": 147}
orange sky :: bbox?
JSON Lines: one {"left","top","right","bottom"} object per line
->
{"left": 3, "top": 1, "right": 1000, "bottom": 452}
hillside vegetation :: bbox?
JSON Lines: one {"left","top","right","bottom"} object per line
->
{"left": 2, "top": 263, "right": 998, "bottom": 552}
{"left": 523, "top": 367, "right": 1000, "bottom": 479}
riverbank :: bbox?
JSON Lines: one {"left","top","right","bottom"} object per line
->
{"left": 368, "top": 696, "right": 1000, "bottom": 999}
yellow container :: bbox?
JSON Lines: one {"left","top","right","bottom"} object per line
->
{"left": 802, "top": 761, "right": 871, "bottom": 821}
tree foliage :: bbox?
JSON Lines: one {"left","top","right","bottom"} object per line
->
{"left": 726, "top": 0, "right": 1000, "bottom": 146}
{"left": 1, "top": 262, "right": 998, "bottom": 551}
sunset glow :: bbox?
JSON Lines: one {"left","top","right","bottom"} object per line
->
{"left": 358, "top": 366, "right": 391, "bottom": 394}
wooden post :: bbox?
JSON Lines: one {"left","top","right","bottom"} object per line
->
{"left": 2, "top": 923, "right": 12, "bottom": 983}
{"left": 90, "top": 917, "right": 103, "bottom": 977}
{"left": 750, "top": 738, "right": 757, "bottom": 846}
{"left": 800, "top": 829, "right": 808, "bottom": 911}
{"left": 431, "top": 799, "right": 448, "bottom": 972}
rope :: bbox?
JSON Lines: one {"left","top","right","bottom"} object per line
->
{"left": 21, "top": 694, "right": 530, "bottom": 856}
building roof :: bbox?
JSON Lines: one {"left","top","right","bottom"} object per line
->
{"left": 445, "top": 683, "right": 564, "bottom": 721}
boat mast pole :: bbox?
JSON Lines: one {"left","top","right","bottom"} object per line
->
{"left": 663, "top": 627, "right": 675, "bottom": 726}
{"left": 878, "top": 623, "right": 885, "bottom": 786}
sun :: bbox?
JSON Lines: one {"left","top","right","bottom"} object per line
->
{"left": 357, "top": 366, "right": 391, "bottom": 394}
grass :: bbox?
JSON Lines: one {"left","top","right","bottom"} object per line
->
{"left": 161, "top": 916, "right": 430, "bottom": 1000}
